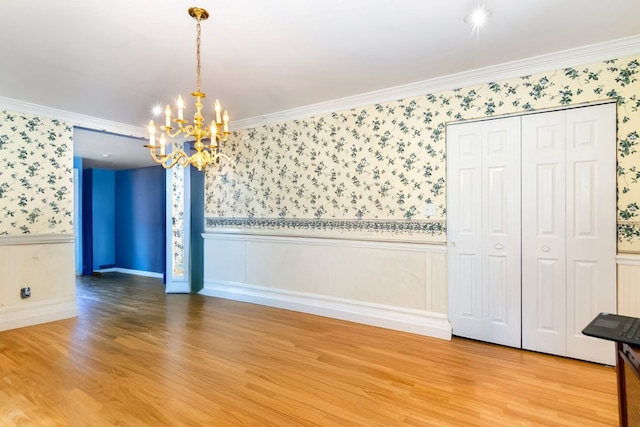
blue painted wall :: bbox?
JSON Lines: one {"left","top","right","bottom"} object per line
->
{"left": 81, "top": 166, "right": 165, "bottom": 276}
{"left": 81, "top": 166, "right": 93, "bottom": 275}
{"left": 73, "top": 157, "right": 83, "bottom": 275}
{"left": 91, "top": 168, "right": 116, "bottom": 269}
{"left": 190, "top": 167, "right": 204, "bottom": 292}
{"left": 115, "top": 167, "right": 166, "bottom": 274}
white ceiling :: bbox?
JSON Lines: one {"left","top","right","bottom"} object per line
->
{"left": 1, "top": 0, "right": 640, "bottom": 169}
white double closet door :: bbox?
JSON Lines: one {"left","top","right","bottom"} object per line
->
{"left": 447, "top": 103, "right": 616, "bottom": 365}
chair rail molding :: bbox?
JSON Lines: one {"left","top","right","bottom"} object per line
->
{"left": 0, "top": 233, "right": 75, "bottom": 246}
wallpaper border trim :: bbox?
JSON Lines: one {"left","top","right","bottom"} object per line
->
{"left": 206, "top": 217, "right": 445, "bottom": 236}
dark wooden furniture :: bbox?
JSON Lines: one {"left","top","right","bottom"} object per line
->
{"left": 583, "top": 313, "right": 640, "bottom": 427}
{"left": 618, "top": 342, "right": 640, "bottom": 426}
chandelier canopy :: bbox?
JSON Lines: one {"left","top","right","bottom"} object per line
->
{"left": 145, "top": 7, "right": 231, "bottom": 171}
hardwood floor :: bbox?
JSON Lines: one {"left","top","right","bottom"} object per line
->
{"left": 0, "top": 273, "right": 618, "bottom": 426}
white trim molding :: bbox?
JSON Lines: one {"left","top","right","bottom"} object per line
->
{"left": 0, "top": 298, "right": 78, "bottom": 332}
{"left": 0, "top": 233, "right": 75, "bottom": 246}
{"left": 200, "top": 280, "right": 452, "bottom": 340}
{"left": 203, "top": 231, "right": 447, "bottom": 253}
{"left": 165, "top": 279, "right": 190, "bottom": 294}
{"left": 617, "top": 253, "right": 640, "bottom": 266}
{"left": 116, "top": 268, "right": 163, "bottom": 279}
{"left": 0, "top": 96, "right": 145, "bottom": 138}
{"left": 2, "top": 36, "right": 640, "bottom": 136}
{"left": 93, "top": 268, "right": 163, "bottom": 279}
{"left": 232, "top": 35, "right": 640, "bottom": 130}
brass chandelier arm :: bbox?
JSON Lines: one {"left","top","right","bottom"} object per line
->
{"left": 164, "top": 122, "right": 210, "bottom": 141}
{"left": 212, "top": 150, "right": 233, "bottom": 164}
{"left": 145, "top": 146, "right": 192, "bottom": 169}
{"left": 189, "top": 148, "right": 234, "bottom": 169}
{"left": 144, "top": 144, "right": 233, "bottom": 171}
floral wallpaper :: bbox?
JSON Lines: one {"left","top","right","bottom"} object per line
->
{"left": 171, "top": 161, "right": 185, "bottom": 277}
{"left": 0, "top": 110, "right": 73, "bottom": 235}
{"left": 204, "top": 55, "right": 640, "bottom": 251}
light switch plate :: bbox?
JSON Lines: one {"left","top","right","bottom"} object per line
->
{"left": 424, "top": 203, "right": 436, "bottom": 217}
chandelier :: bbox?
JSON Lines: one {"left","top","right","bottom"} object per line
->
{"left": 145, "top": 7, "right": 231, "bottom": 171}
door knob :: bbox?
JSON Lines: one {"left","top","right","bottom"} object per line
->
{"left": 542, "top": 246, "right": 550, "bottom": 252}
{"left": 494, "top": 243, "right": 504, "bottom": 249}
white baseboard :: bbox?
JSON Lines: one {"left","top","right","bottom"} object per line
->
{"left": 115, "top": 268, "right": 163, "bottom": 278}
{"left": 165, "top": 279, "right": 190, "bottom": 294}
{"left": 93, "top": 268, "right": 117, "bottom": 273}
{"left": 93, "top": 268, "right": 163, "bottom": 279}
{"left": 0, "top": 298, "right": 78, "bottom": 332}
{"left": 200, "top": 281, "right": 452, "bottom": 340}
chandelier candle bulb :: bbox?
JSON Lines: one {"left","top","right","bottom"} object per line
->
{"left": 223, "top": 110, "right": 229, "bottom": 132}
{"left": 148, "top": 120, "right": 156, "bottom": 146}
{"left": 215, "top": 99, "right": 221, "bottom": 123}
{"left": 159, "top": 134, "right": 166, "bottom": 156}
{"left": 165, "top": 105, "right": 172, "bottom": 128}
{"left": 177, "top": 95, "right": 184, "bottom": 120}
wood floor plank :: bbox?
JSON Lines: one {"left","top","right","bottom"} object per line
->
{"left": 0, "top": 273, "right": 618, "bottom": 426}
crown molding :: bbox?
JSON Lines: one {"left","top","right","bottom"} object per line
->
{"left": 0, "top": 96, "right": 146, "bottom": 138}
{"left": 2, "top": 35, "right": 640, "bottom": 136}
{"left": 232, "top": 35, "right": 640, "bottom": 131}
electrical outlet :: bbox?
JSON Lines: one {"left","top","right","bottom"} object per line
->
{"left": 20, "top": 287, "right": 31, "bottom": 299}
{"left": 424, "top": 203, "right": 437, "bottom": 217}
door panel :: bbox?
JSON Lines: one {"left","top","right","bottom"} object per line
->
{"left": 488, "top": 254, "right": 508, "bottom": 322}
{"left": 536, "top": 259, "right": 561, "bottom": 331}
{"left": 488, "top": 165, "right": 513, "bottom": 234}
{"left": 522, "top": 111, "right": 567, "bottom": 355}
{"left": 447, "top": 123, "right": 484, "bottom": 340}
{"left": 448, "top": 117, "right": 521, "bottom": 348}
{"left": 458, "top": 254, "right": 478, "bottom": 318}
{"left": 482, "top": 118, "right": 521, "bottom": 347}
{"left": 536, "top": 164, "right": 559, "bottom": 235}
{"left": 565, "top": 103, "right": 616, "bottom": 365}
{"left": 573, "top": 161, "right": 596, "bottom": 236}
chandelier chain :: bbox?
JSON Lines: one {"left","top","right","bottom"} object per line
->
{"left": 196, "top": 17, "right": 202, "bottom": 93}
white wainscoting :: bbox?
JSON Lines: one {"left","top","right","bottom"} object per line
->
{"left": 617, "top": 254, "right": 640, "bottom": 318}
{"left": 0, "top": 234, "right": 78, "bottom": 332}
{"left": 201, "top": 232, "right": 451, "bottom": 339}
